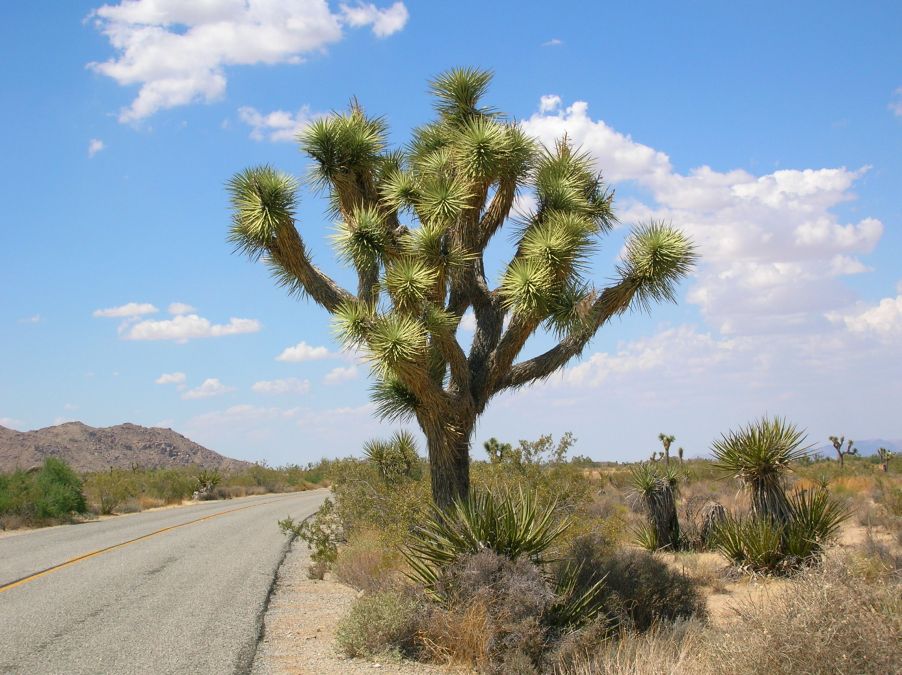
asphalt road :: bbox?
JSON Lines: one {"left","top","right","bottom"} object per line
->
{"left": 0, "top": 489, "right": 328, "bottom": 675}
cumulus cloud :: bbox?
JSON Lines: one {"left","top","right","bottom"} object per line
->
{"left": 124, "top": 314, "right": 260, "bottom": 341}
{"left": 87, "top": 0, "right": 409, "bottom": 122}
{"left": 182, "top": 377, "right": 235, "bottom": 399}
{"left": 541, "top": 38, "right": 563, "bottom": 47}
{"left": 828, "top": 284, "right": 902, "bottom": 341}
{"left": 276, "top": 341, "right": 332, "bottom": 362}
{"left": 155, "top": 371, "right": 186, "bottom": 385}
{"left": 88, "top": 138, "right": 105, "bottom": 157}
{"left": 324, "top": 365, "right": 357, "bottom": 384}
{"left": 17, "top": 314, "right": 41, "bottom": 324}
{"left": 522, "top": 98, "right": 884, "bottom": 335}
{"left": 339, "top": 2, "right": 408, "bottom": 37}
{"left": 167, "top": 302, "right": 196, "bottom": 315}
{"left": 93, "top": 302, "right": 158, "bottom": 318}
{"left": 251, "top": 377, "right": 311, "bottom": 394}
{"left": 238, "top": 104, "right": 321, "bottom": 142}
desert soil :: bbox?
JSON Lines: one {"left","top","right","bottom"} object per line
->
{"left": 251, "top": 539, "right": 449, "bottom": 674}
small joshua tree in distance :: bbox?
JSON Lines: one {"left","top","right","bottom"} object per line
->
{"left": 677, "top": 446, "right": 684, "bottom": 464}
{"left": 658, "top": 433, "right": 676, "bottom": 466}
{"left": 876, "top": 447, "right": 893, "bottom": 472}
{"left": 828, "top": 435, "right": 858, "bottom": 468}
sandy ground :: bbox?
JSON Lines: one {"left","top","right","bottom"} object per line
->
{"left": 251, "top": 539, "right": 449, "bottom": 674}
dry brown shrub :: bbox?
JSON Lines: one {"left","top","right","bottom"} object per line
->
{"left": 138, "top": 496, "right": 165, "bottom": 510}
{"left": 333, "top": 529, "right": 403, "bottom": 592}
{"left": 418, "top": 600, "right": 491, "bottom": 668}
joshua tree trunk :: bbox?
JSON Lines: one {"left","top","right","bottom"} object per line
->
{"left": 421, "top": 416, "right": 473, "bottom": 510}
{"left": 750, "top": 480, "right": 792, "bottom": 524}
{"left": 647, "top": 481, "right": 680, "bottom": 550}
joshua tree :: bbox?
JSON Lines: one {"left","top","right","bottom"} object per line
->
{"left": 677, "top": 446, "right": 684, "bottom": 464}
{"left": 712, "top": 416, "right": 809, "bottom": 524}
{"left": 876, "top": 447, "right": 893, "bottom": 472}
{"left": 483, "top": 437, "right": 513, "bottom": 464}
{"left": 658, "top": 433, "right": 676, "bottom": 465}
{"left": 828, "top": 435, "right": 858, "bottom": 468}
{"left": 227, "top": 68, "right": 696, "bottom": 509}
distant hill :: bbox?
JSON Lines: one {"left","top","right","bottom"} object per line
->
{"left": 0, "top": 422, "right": 250, "bottom": 473}
{"left": 811, "top": 438, "right": 901, "bottom": 459}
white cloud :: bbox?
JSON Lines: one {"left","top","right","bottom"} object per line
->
{"left": 828, "top": 284, "right": 902, "bottom": 341}
{"left": 252, "top": 377, "right": 311, "bottom": 394}
{"left": 324, "top": 365, "right": 357, "bottom": 384}
{"left": 182, "top": 377, "right": 235, "bottom": 400}
{"left": 458, "top": 310, "right": 477, "bottom": 332}
{"left": 0, "top": 417, "right": 25, "bottom": 430}
{"left": 339, "top": 2, "right": 408, "bottom": 37}
{"left": 276, "top": 340, "right": 331, "bottom": 362}
{"left": 538, "top": 94, "right": 561, "bottom": 114}
{"left": 88, "top": 138, "right": 105, "bottom": 157}
{"left": 93, "top": 302, "right": 158, "bottom": 318}
{"left": 238, "top": 104, "right": 321, "bottom": 142}
{"left": 17, "top": 314, "right": 41, "bottom": 324}
{"left": 522, "top": 99, "right": 884, "bottom": 335}
{"left": 63, "top": 403, "right": 79, "bottom": 411}
{"left": 889, "top": 87, "right": 902, "bottom": 117}
{"left": 88, "top": 0, "right": 409, "bottom": 122}
{"left": 541, "top": 38, "right": 563, "bottom": 47}
{"left": 155, "top": 371, "right": 187, "bottom": 385}
{"left": 124, "top": 314, "right": 260, "bottom": 341}
{"left": 168, "top": 302, "right": 196, "bottom": 315}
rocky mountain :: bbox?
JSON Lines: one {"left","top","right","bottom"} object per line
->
{"left": 0, "top": 422, "right": 250, "bottom": 473}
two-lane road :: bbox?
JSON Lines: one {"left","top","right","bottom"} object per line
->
{"left": 0, "top": 490, "right": 327, "bottom": 674}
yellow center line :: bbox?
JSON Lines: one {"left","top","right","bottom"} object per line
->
{"left": 0, "top": 496, "right": 293, "bottom": 594}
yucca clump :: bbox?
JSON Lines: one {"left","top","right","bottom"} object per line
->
{"left": 362, "top": 430, "right": 422, "bottom": 482}
{"left": 630, "top": 463, "right": 681, "bottom": 551}
{"left": 228, "top": 68, "right": 696, "bottom": 508}
{"left": 711, "top": 417, "right": 849, "bottom": 573}
{"left": 711, "top": 416, "right": 808, "bottom": 523}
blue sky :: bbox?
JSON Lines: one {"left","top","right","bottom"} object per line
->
{"left": 1, "top": 1, "right": 901, "bottom": 465}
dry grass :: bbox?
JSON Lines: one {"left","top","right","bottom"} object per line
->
{"left": 333, "top": 529, "right": 403, "bottom": 592}
{"left": 418, "top": 600, "right": 492, "bottom": 669}
{"left": 561, "top": 550, "right": 900, "bottom": 675}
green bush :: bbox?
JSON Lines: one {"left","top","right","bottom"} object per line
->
{"left": 279, "top": 497, "right": 343, "bottom": 565}
{"left": 0, "top": 459, "right": 87, "bottom": 525}
{"left": 336, "top": 590, "right": 423, "bottom": 658}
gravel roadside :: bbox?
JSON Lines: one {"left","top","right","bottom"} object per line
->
{"left": 251, "top": 538, "right": 449, "bottom": 674}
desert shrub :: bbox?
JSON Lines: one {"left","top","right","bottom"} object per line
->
{"left": 336, "top": 590, "right": 423, "bottom": 658}
{"left": 560, "top": 541, "right": 706, "bottom": 633}
{"left": 0, "top": 459, "right": 87, "bottom": 525}
{"left": 681, "top": 497, "right": 726, "bottom": 551}
{"left": 84, "top": 469, "right": 136, "bottom": 514}
{"left": 698, "top": 556, "right": 901, "bottom": 675}
{"left": 334, "top": 529, "right": 402, "bottom": 592}
{"left": 279, "top": 497, "right": 343, "bottom": 566}
{"left": 328, "top": 457, "right": 432, "bottom": 546}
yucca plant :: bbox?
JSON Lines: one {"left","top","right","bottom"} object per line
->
{"left": 711, "top": 416, "right": 809, "bottom": 523}
{"left": 403, "top": 488, "right": 604, "bottom": 629}
{"left": 362, "top": 430, "right": 421, "bottom": 482}
{"left": 227, "top": 68, "right": 696, "bottom": 509}
{"left": 629, "top": 463, "right": 680, "bottom": 550}
{"left": 402, "top": 488, "right": 568, "bottom": 595}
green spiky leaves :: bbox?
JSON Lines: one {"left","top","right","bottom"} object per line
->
{"left": 385, "top": 258, "right": 438, "bottom": 311}
{"left": 227, "top": 166, "right": 297, "bottom": 256}
{"left": 332, "top": 205, "right": 389, "bottom": 269}
{"left": 429, "top": 67, "right": 495, "bottom": 123}
{"left": 500, "top": 258, "right": 553, "bottom": 317}
{"left": 620, "top": 221, "right": 697, "bottom": 309}
{"left": 300, "top": 107, "right": 387, "bottom": 191}
{"left": 368, "top": 313, "right": 427, "bottom": 374}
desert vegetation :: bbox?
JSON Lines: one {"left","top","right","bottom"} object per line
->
{"left": 283, "top": 424, "right": 900, "bottom": 673}
{"left": 0, "top": 459, "right": 326, "bottom": 530}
